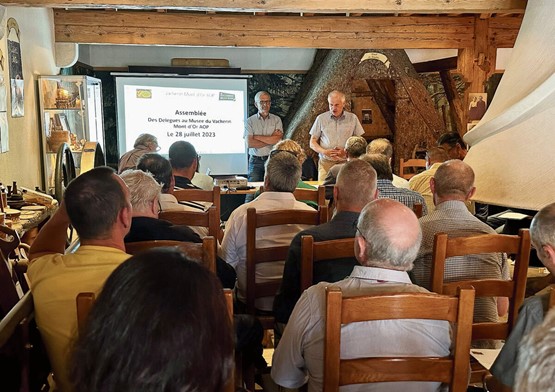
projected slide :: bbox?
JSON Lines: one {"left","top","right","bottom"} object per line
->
{"left": 116, "top": 76, "right": 249, "bottom": 175}
{"left": 124, "top": 85, "right": 245, "bottom": 154}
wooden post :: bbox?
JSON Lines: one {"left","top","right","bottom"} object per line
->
{"left": 457, "top": 17, "right": 497, "bottom": 134}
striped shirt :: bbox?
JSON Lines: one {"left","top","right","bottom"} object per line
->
{"left": 411, "top": 200, "right": 509, "bottom": 326}
{"left": 377, "top": 179, "right": 428, "bottom": 216}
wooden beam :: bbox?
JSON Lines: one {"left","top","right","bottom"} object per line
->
{"left": 413, "top": 56, "right": 458, "bottom": 72}
{"left": 439, "top": 70, "right": 465, "bottom": 135}
{"left": 1, "top": 0, "right": 528, "bottom": 13}
{"left": 52, "top": 11, "right": 524, "bottom": 49}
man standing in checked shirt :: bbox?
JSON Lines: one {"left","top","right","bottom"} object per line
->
{"left": 309, "top": 90, "right": 365, "bottom": 181}
{"left": 245, "top": 91, "right": 283, "bottom": 183}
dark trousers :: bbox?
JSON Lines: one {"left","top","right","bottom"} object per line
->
{"left": 246, "top": 155, "right": 268, "bottom": 203}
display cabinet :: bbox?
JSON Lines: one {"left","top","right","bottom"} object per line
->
{"left": 38, "top": 75, "right": 105, "bottom": 199}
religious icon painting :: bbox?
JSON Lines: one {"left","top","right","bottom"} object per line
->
{"left": 7, "top": 18, "right": 24, "bottom": 118}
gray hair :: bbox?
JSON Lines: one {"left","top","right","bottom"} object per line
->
{"left": 336, "top": 160, "right": 377, "bottom": 209}
{"left": 360, "top": 153, "right": 393, "bottom": 181}
{"left": 328, "top": 90, "right": 346, "bottom": 103}
{"left": 344, "top": 136, "right": 368, "bottom": 158}
{"left": 433, "top": 160, "right": 475, "bottom": 198}
{"left": 265, "top": 151, "right": 301, "bottom": 193}
{"left": 515, "top": 308, "right": 555, "bottom": 391}
{"left": 134, "top": 133, "right": 158, "bottom": 148}
{"left": 367, "top": 138, "right": 393, "bottom": 159}
{"left": 531, "top": 202, "right": 555, "bottom": 249}
{"left": 120, "top": 170, "right": 161, "bottom": 212}
{"left": 357, "top": 199, "right": 422, "bottom": 270}
{"left": 254, "top": 91, "right": 270, "bottom": 102}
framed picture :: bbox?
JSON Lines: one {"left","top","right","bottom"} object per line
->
{"left": 362, "top": 109, "right": 373, "bottom": 124}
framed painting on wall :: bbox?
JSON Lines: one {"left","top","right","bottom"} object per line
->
{"left": 7, "top": 17, "right": 24, "bottom": 118}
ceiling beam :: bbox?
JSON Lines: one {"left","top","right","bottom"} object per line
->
{"left": 2, "top": 0, "right": 528, "bottom": 13}
{"left": 54, "top": 11, "right": 521, "bottom": 48}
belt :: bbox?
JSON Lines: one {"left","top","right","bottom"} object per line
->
{"left": 251, "top": 155, "right": 269, "bottom": 161}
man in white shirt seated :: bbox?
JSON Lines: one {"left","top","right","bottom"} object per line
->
{"left": 272, "top": 198, "right": 451, "bottom": 392}
{"left": 219, "top": 151, "right": 315, "bottom": 311}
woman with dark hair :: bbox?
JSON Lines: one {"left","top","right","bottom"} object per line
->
{"left": 70, "top": 248, "right": 234, "bottom": 392}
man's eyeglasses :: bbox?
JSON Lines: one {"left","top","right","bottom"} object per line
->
{"left": 270, "top": 149, "right": 298, "bottom": 159}
{"left": 354, "top": 223, "right": 367, "bottom": 242}
{"left": 257, "top": 100, "right": 271, "bottom": 106}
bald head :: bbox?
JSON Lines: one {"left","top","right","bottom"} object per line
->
{"left": 335, "top": 160, "right": 377, "bottom": 212}
{"left": 356, "top": 199, "right": 422, "bottom": 271}
{"left": 432, "top": 160, "right": 475, "bottom": 202}
{"left": 530, "top": 203, "right": 555, "bottom": 274}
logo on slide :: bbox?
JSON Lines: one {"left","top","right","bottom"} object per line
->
{"left": 219, "top": 92, "right": 235, "bottom": 101}
{"left": 136, "top": 89, "right": 152, "bottom": 99}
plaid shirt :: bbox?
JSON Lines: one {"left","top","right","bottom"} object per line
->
{"left": 411, "top": 200, "right": 509, "bottom": 326}
{"left": 377, "top": 179, "right": 428, "bottom": 216}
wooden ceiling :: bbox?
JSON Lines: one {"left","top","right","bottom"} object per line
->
{"left": 2, "top": 0, "right": 527, "bottom": 47}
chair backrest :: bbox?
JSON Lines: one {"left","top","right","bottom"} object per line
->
{"left": 399, "top": 158, "right": 426, "bottom": 180}
{"left": 412, "top": 203, "right": 423, "bottom": 218}
{"left": 125, "top": 237, "right": 217, "bottom": 274}
{"left": 159, "top": 206, "right": 220, "bottom": 241}
{"left": 431, "top": 229, "right": 531, "bottom": 341}
{"left": 173, "top": 185, "right": 220, "bottom": 217}
{"left": 323, "top": 286, "right": 475, "bottom": 392}
{"left": 293, "top": 186, "right": 326, "bottom": 207}
{"left": 300, "top": 235, "right": 356, "bottom": 292}
{"left": 76, "top": 292, "right": 96, "bottom": 333}
{"left": 245, "top": 207, "right": 327, "bottom": 318}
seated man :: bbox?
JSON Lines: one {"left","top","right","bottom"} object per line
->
{"left": 118, "top": 133, "right": 159, "bottom": 173}
{"left": 120, "top": 170, "right": 235, "bottom": 289}
{"left": 362, "top": 153, "right": 428, "bottom": 215}
{"left": 489, "top": 202, "right": 555, "bottom": 389}
{"left": 322, "top": 135, "right": 367, "bottom": 186}
{"left": 411, "top": 160, "right": 509, "bottom": 347}
{"left": 219, "top": 151, "right": 315, "bottom": 311}
{"left": 169, "top": 140, "right": 213, "bottom": 192}
{"left": 120, "top": 170, "right": 201, "bottom": 244}
{"left": 28, "top": 167, "right": 132, "bottom": 392}
{"left": 136, "top": 153, "right": 209, "bottom": 237}
{"left": 273, "top": 160, "right": 378, "bottom": 327}
{"left": 367, "top": 138, "right": 409, "bottom": 188}
{"left": 272, "top": 199, "right": 451, "bottom": 391}
{"left": 408, "top": 147, "right": 449, "bottom": 212}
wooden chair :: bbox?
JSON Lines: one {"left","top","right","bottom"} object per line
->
{"left": 431, "top": 229, "right": 531, "bottom": 383}
{"left": 323, "top": 286, "right": 475, "bottom": 392}
{"left": 125, "top": 237, "right": 217, "bottom": 274}
{"left": 246, "top": 207, "right": 327, "bottom": 329}
{"left": 399, "top": 158, "right": 426, "bottom": 180}
{"left": 76, "top": 292, "right": 96, "bottom": 332}
{"left": 412, "top": 203, "right": 423, "bottom": 218}
{"left": 0, "top": 292, "right": 50, "bottom": 392}
{"left": 173, "top": 186, "right": 220, "bottom": 219}
{"left": 293, "top": 186, "right": 326, "bottom": 207}
{"left": 159, "top": 206, "right": 220, "bottom": 242}
{"left": 431, "top": 229, "right": 531, "bottom": 341}
{"left": 300, "top": 235, "right": 356, "bottom": 291}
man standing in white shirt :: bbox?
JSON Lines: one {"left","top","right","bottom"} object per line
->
{"left": 309, "top": 90, "right": 364, "bottom": 181}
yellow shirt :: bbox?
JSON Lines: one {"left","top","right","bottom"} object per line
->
{"left": 27, "top": 246, "right": 130, "bottom": 392}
